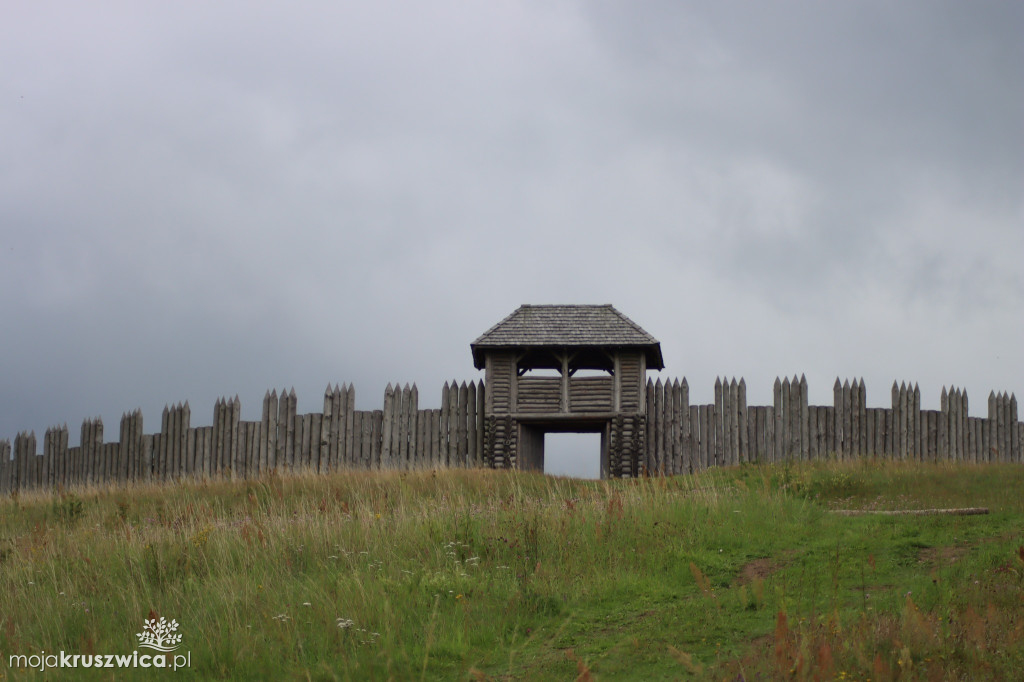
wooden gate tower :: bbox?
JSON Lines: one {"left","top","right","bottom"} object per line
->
{"left": 471, "top": 304, "right": 663, "bottom": 478}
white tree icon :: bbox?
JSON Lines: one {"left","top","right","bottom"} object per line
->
{"left": 136, "top": 617, "right": 183, "bottom": 652}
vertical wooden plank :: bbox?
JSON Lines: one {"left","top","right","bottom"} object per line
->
{"left": 1011, "top": 394, "right": 1020, "bottom": 463}
{"left": 174, "top": 403, "right": 184, "bottom": 479}
{"left": 12, "top": 433, "right": 23, "bottom": 491}
{"left": 986, "top": 393, "right": 996, "bottom": 463}
{"left": 49, "top": 426, "right": 60, "bottom": 488}
{"left": 414, "top": 406, "right": 425, "bottom": 469}
{"left": 838, "top": 380, "right": 850, "bottom": 460}
{"left": 644, "top": 379, "right": 655, "bottom": 473}
{"left": 731, "top": 378, "right": 741, "bottom": 465}
{"left": 438, "top": 382, "right": 450, "bottom": 468}
{"left": 61, "top": 424, "right": 70, "bottom": 487}
{"left": 229, "top": 396, "right": 241, "bottom": 477}
{"left": 823, "top": 407, "right": 832, "bottom": 460}
{"left": 73, "top": 424, "right": 84, "bottom": 488}
{"left": 222, "top": 398, "right": 232, "bottom": 476}
{"left": 155, "top": 406, "right": 167, "bottom": 481}
{"left": 180, "top": 404, "right": 192, "bottom": 478}
{"left": 137, "top": 424, "right": 150, "bottom": 481}
{"left": 1002, "top": 393, "right": 1011, "bottom": 462}
{"left": 310, "top": 413, "right": 323, "bottom": 472}
{"left": 267, "top": 389, "right": 280, "bottom": 472}
{"left": 1001, "top": 392, "right": 1011, "bottom": 463}
{"left": 676, "top": 379, "right": 686, "bottom": 473}
{"left": 912, "top": 384, "right": 921, "bottom": 461}
{"left": 687, "top": 405, "right": 698, "bottom": 470}
{"left": 32, "top": 436, "right": 40, "bottom": 490}
{"left": 291, "top": 413, "right": 303, "bottom": 470}
{"left": 939, "top": 387, "right": 948, "bottom": 461}
{"left": 748, "top": 406, "right": 760, "bottom": 464}
{"left": 797, "top": 375, "right": 808, "bottom": 460}
{"left": 728, "top": 377, "right": 739, "bottom": 466}
{"left": 249, "top": 423, "right": 260, "bottom": 478}
{"left": 665, "top": 379, "right": 676, "bottom": 474}
{"left": 786, "top": 377, "right": 797, "bottom": 460}
{"left": 167, "top": 406, "right": 179, "bottom": 480}
{"left": 476, "top": 381, "right": 486, "bottom": 467}
{"left": 808, "top": 401, "right": 819, "bottom": 461}
{"left": 430, "top": 409, "right": 441, "bottom": 469}
{"left": 737, "top": 378, "right": 748, "bottom": 464}
{"left": 962, "top": 390, "right": 970, "bottom": 462}
{"left": 301, "top": 413, "right": 314, "bottom": 470}
{"left": 182, "top": 403, "right": 193, "bottom": 479}
{"left": 30, "top": 431, "right": 41, "bottom": 490}
{"left": 176, "top": 402, "right": 186, "bottom": 479}
{"left": 713, "top": 378, "right": 724, "bottom": 467}
{"left": 865, "top": 407, "right": 875, "bottom": 460}
{"left": 333, "top": 384, "right": 346, "bottom": 469}
{"left": 371, "top": 410, "right": 384, "bottom": 469}
{"left": 285, "top": 389, "right": 297, "bottom": 471}
{"left": 447, "top": 383, "right": 460, "bottom": 467}
{"left": 41, "top": 428, "right": 52, "bottom": 490}
{"left": 890, "top": 382, "right": 899, "bottom": 460}
{"left": 79, "top": 422, "right": 89, "bottom": 486}
{"left": 323, "top": 386, "right": 335, "bottom": 473}
{"left": 655, "top": 379, "right": 667, "bottom": 473}
{"left": 972, "top": 417, "right": 981, "bottom": 463}
{"left": 903, "top": 381, "right": 913, "bottom": 461}
{"left": 401, "top": 384, "right": 412, "bottom": 467}
{"left": 344, "top": 385, "right": 356, "bottom": 468}
{"left": 880, "top": 405, "right": 888, "bottom": 458}
{"left": 353, "top": 410, "right": 365, "bottom": 468}
{"left": 457, "top": 383, "right": 469, "bottom": 468}
{"left": 929, "top": 410, "right": 939, "bottom": 462}
{"left": 119, "top": 413, "right": 132, "bottom": 483}
{"left": 848, "top": 380, "right": 858, "bottom": 458}
{"left": 332, "top": 384, "right": 345, "bottom": 470}
{"left": 679, "top": 378, "right": 690, "bottom": 470}
{"left": 92, "top": 419, "right": 104, "bottom": 486}
{"left": 203, "top": 427, "right": 214, "bottom": 479}
{"left": 381, "top": 383, "right": 395, "bottom": 468}
{"left": 301, "top": 413, "right": 316, "bottom": 472}
{"left": 350, "top": 411, "right": 363, "bottom": 468}
{"left": 913, "top": 383, "right": 921, "bottom": 460}
{"left": 773, "top": 379, "right": 783, "bottom": 462}
{"left": 259, "top": 390, "right": 271, "bottom": 475}
{"left": 213, "top": 399, "right": 223, "bottom": 476}
{"left": 465, "top": 383, "right": 475, "bottom": 468}
{"left": 698, "top": 404, "right": 709, "bottom": 470}
{"left": 948, "top": 389, "right": 958, "bottom": 462}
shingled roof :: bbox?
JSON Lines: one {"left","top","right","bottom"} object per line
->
{"left": 471, "top": 304, "right": 664, "bottom": 370}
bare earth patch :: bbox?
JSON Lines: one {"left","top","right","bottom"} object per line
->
{"left": 736, "top": 558, "right": 784, "bottom": 585}
{"left": 918, "top": 544, "right": 972, "bottom": 566}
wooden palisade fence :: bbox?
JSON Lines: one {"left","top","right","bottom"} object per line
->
{"left": 0, "top": 376, "right": 1020, "bottom": 493}
{"left": 643, "top": 376, "right": 1020, "bottom": 475}
{"left": 0, "top": 381, "right": 484, "bottom": 494}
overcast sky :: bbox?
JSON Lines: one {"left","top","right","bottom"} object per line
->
{"left": 2, "top": 1, "right": 1021, "bottom": 478}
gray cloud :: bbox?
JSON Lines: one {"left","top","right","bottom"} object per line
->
{"left": 1, "top": 2, "right": 1020, "bottom": 473}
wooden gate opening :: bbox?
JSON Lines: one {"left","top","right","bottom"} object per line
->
{"left": 517, "top": 420, "right": 609, "bottom": 479}
{"left": 545, "top": 432, "right": 603, "bottom": 479}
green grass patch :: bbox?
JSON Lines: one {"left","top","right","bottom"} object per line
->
{"left": 1, "top": 461, "right": 1022, "bottom": 679}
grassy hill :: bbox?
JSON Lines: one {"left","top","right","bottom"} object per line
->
{"left": 2, "top": 461, "right": 1023, "bottom": 680}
